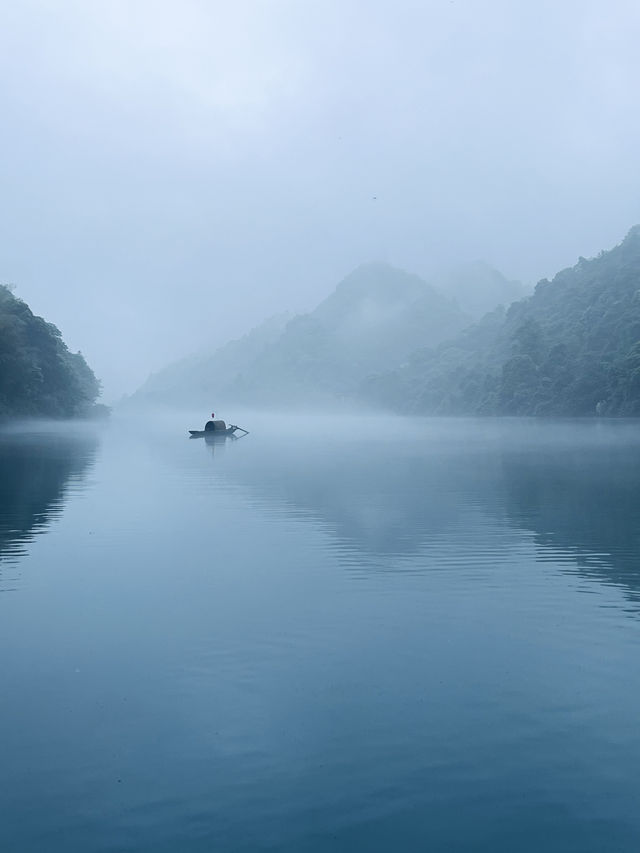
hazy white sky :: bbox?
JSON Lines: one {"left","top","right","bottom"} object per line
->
{"left": 1, "top": 0, "right": 639, "bottom": 399}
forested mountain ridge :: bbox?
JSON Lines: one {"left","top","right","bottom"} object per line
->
{"left": 0, "top": 285, "right": 100, "bottom": 419}
{"left": 363, "top": 226, "right": 640, "bottom": 416}
{"left": 129, "top": 312, "right": 291, "bottom": 407}
{"left": 434, "top": 260, "right": 528, "bottom": 320}
{"left": 226, "top": 263, "right": 469, "bottom": 404}
{"left": 130, "top": 262, "right": 471, "bottom": 408}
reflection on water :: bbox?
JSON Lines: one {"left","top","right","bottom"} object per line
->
{"left": 502, "top": 444, "right": 640, "bottom": 605}
{"left": 1, "top": 415, "right": 640, "bottom": 853}
{"left": 213, "top": 418, "right": 640, "bottom": 603}
{"left": 0, "top": 424, "right": 99, "bottom": 588}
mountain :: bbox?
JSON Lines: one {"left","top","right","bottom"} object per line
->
{"left": 129, "top": 312, "right": 291, "bottom": 407}
{"left": 363, "top": 226, "right": 640, "bottom": 416}
{"left": 221, "top": 263, "right": 469, "bottom": 405}
{"left": 434, "top": 261, "right": 528, "bottom": 319}
{"left": 0, "top": 285, "right": 101, "bottom": 419}
{"left": 129, "top": 262, "right": 471, "bottom": 409}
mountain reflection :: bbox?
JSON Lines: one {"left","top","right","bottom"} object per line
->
{"left": 0, "top": 427, "right": 98, "bottom": 585}
{"left": 501, "top": 444, "right": 640, "bottom": 603}
{"left": 226, "top": 439, "right": 485, "bottom": 561}
{"left": 219, "top": 422, "right": 640, "bottom": 601}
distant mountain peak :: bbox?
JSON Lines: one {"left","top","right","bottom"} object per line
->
{"left": 313, "top": 263, "right": 441, "bottom": 331}
{"left": 434, "top": 261, "right": 527, "bottom": 320}
{"left": 362, "top": 224, "right": 640, "bottom": 417}
{"left": 127, "top": 260, "right": 470, "bottom": 409}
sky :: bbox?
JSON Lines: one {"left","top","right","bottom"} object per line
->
{"left": 1, "top": 0, "right": 639, "bottom": 401}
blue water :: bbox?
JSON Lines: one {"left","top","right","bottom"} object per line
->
{"left": 1, "top": 414, "right": 640, "bottom": 852}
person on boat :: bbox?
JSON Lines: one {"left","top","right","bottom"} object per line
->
{"left": 204, "top": 412, "right": 216, "bottom": 432}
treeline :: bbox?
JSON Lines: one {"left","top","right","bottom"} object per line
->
{"left": 363, "top": 226, "right": 640, "bottom": 416}
{"left": 0, "top": 285, "right": 101, "bottom": 419}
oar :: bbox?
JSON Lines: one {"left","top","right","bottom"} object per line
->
{"left": 231, "top": 425, "right": 249, "bottom": 435}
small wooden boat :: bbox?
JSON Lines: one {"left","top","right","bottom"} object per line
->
{"left": 189, "top": 427, "right": 238, "bottom": 438}
{"left": 188, "top": 420, "right": 249, "bottom": 439}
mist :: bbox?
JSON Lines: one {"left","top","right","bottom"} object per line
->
{"left": 1, "top": 0, "right": 639, "bottom": 400}
{"left": 5, "top": 6, "right": 640, "bottom": 846}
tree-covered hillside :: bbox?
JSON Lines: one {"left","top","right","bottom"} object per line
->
{"left": 363, "top": 227, "right": 640, "bottom": 416}
{"left": 226, "top": 263, "right": 469, "bottom": 404}
{"left": 0, "top": 285, "right": 100, "bottom": 419}
{"left": 130, "top": 263, "right": 470, "bottom": 409}
{"left": 129, "top": 312, "right": 291, "bottom": 408}
{"left": 434, "top": 261, "right": 528, "bottom": 320}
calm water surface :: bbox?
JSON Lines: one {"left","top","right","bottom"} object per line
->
{"left": 1, "top": 413, "right": 640, "bottom": 852}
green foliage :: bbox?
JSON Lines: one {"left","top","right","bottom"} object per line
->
{"left": 0, "top": 285, "right": 100, "bottom": 419}
{"left": 363, "top": 226, "right": 640, "bottom": 417}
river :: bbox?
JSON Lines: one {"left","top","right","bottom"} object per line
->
{"left": 1, "top": 413, "right": 639, "bottom": 852}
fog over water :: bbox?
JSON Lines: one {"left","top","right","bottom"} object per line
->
{"left": 4, "top": 4, "right": 640, "bottom": 848}
{"left": 2, "top": 413, "right": 640, "bottom": 851}
{"left": 1, "top": 1, "right": 639, "bottom": 398}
